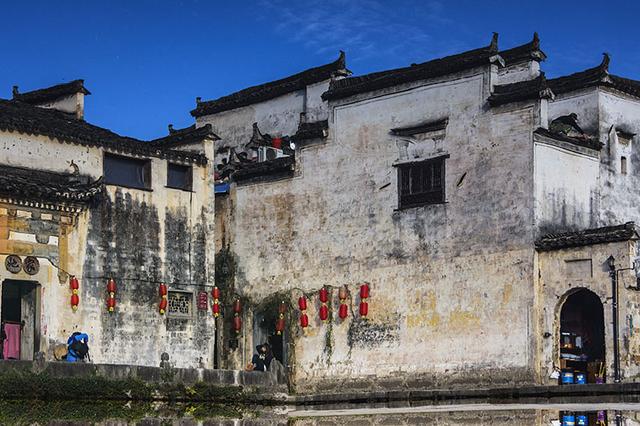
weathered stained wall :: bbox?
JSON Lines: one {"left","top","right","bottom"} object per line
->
{"left": 534, "top": 138, "right": 600, "bottom": 235}
{"left": 217, "top": 66, "right": 541, "bottom": 392}
{"left": 0, "top": 132, "right": 216, "bottom": 369}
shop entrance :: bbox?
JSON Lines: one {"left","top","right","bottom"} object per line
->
{"left": 1, "top": 280, "right": 40, "bottom": 361}
{"left": 559, "top": 289, "right": 605, "bottom": 384}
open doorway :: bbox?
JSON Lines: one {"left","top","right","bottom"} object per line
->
{"left": 252, "top": 308, "right": 287, "bottom": 367}
{"left": 559, "top": 288, "right": 605, "bottom": 384}
{"left": 1, "top": 280, "right": 40, "bottom": 361}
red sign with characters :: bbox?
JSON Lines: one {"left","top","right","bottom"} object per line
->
{"left": 197, "top": 291, "right": 208, "bottom": 311}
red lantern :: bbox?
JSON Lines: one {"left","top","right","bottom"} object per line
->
{"left": 299, "top": 313, "right": 309, "bottom": 328}
{"left": 211, "top": 286, "right": 220, "bottom": 300}
{"left": 298, "top": 296, "right": 307, "bottom": 311}
{"left": 107, "top": 278, "right": 117, "bottom": 295}
{"left": 319, "top": 305, "right": 329, "bottom": 322}
{"left": 159, "top": 283, "right": 168, "bottom": 315}
{"left": 233, "top": 299, "right": 242, "bottom": 314}
{"left": 360, "top": 284, "right": 370, "bottom": 299}
{"left": 71, "top": 293, "right": 79, "bottom": 311}
{"left": 359, "top": 301, "right": 368, "bottom": 317}
{"left": 159, "top": 297, "right": 168, "bottom": 314}
{"left": 212, "top": 302, "right": 220, "bottom": 317}
{"left": 278, "top": 301, "right": 287, "bottom": 315}
{"left": 106, "top": 278, "right": 116, "bottom": 313}
{"left": 210, "top": 286, "right": 221, "bottom": 318}
{"left": 69, "top": 276, "right": 80, "bottom": 311}
{"left": 319, "top": 287, "right": 328, "bottom": 303}
{"left": 233, "top": 315, "right": 242, "bottom": 334}
{"left": 339, "top": 303, "right": 348, "bottom": 319}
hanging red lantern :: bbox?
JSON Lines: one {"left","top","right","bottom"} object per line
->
{"left": 360, "top": 284, "right": 370, "bottom": 299}
{"left": 299, "top": 313, "right": 309, "bottom": 328}
{"left": 233, "top": 299, "right": 242, "bottom": 314}
{"left": 211, "top": 286, "right": 221, "bottom": 318}
{"left": 71, "top": 293, "right": 80, "bottom": 311}
{"left": 298, "top": 296, "right": 307, "bottom": 311}
{"left": 319, "top": 287, "right": 329, "bottom": 303}
{"left": 159, "top": 283, "right": 168, "bottom": 315}
{"left": 319, "top": 305, "right": 329, "bottom": 322}
{"left": 106, "top": 278, "right": 116, "bottom": 313}
{"left": 233, "top": 315, "right": 242, "bottom": 334}
{"left": 359, "top": 301, "right": 369, "bottom": 317}
{"left": 69, "top": 276, "right": 80, "bottom": 311}
{"left": 212, "top": 286, "right": 220, "bottom": 300}
{"left": 339, "top": 303, "right": 348, "bottom": 320}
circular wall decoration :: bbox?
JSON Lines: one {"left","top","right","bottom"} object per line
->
{"left": 5, "top": 255, "right": 22, "bottom": 274}
{"left": 23, "top": 256, "right": 40, "bottom": 275}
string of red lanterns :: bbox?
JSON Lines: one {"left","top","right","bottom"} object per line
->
{"left": 298, "top": 296, "right": 309, "bottom": 330}
{"left": 211, "top": 286, "right": 221, "bottom": 318}
{"left": 359, "top": 284, "right": 369, "bottom": 317}
{"left": 69, "top": 276, "right": 79, "bottom": 311}
{"left": 338, "top": 285, "right": 348, "bottom": 320}
{"left": 158, "top": 283, "right": 168, "bottom": 314}
{"left": 319, "top": 287, "right": 329, "bottom": 322}
{"left": 106, "top": 278, "right": 117, "bottom": 313}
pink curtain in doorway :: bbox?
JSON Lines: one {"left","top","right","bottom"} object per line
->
{"left": 2, "top": 323, "right": 20, "bottom": 360}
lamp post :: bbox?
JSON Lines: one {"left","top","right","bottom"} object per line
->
{"left": 606, "top": 255, "right": 621, "bottom": 383}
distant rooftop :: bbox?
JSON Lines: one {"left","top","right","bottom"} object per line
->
{"left": 12, "top": 79, "right": 90, "bottom": 104}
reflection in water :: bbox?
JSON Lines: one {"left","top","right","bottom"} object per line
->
{"left": 3, "top": 401, "right": 640, "bottom": 425}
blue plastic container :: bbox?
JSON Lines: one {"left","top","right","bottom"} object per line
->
{"left": 575, "top": 372, "right": 586, "bottom": 384}
{"left": 576, "top": 414, "right": 588, "bottom": 425}
{"left": 562, "top": 414, "right": 576, "bottom": 426}
{"left": 561, "top": 371, "right": 574, "bottom": 384}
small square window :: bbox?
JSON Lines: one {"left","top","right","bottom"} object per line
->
{"left": 167, "top": 163, "right": 192, "bottom": 191}
{"left": 104, "top": 153, "right": 151, "bottom": 190}
{"left": 397, "top": 156, "right": 447, "bottom": 209}
{"left": 167, "top": 291, "right": 193, "bottom": 318}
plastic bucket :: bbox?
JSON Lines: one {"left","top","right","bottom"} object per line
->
{"left": 576, "top": 414, "right": 588, "bottom": 425}
{"left": 562, "top": 415, "right": 576, "bottom": 426}
{"left": 561, "top": 371, "right": 574, "bottom": 384}
{"left": 575, "top": 372, "right": 586, "bottom": 384}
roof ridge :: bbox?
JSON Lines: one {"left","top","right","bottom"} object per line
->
{"left": 499, "top": 32, "right": 547, "bottom": 64}
{"left": 323, "top": 33, "right": 501, "bottom": 101}
{"left": 13, "top": 79, "right": 91, "bottom": 104}
{"left": 191, "top": 52, "right": 348, "bottom": 117}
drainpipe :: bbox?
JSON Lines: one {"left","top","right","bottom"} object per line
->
{"left": 607, "top": 255, "right": 621, "bottom": 383}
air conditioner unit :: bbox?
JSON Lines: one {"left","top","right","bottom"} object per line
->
{"left": 257, "top": 146, "right": 285, "bottom": 162}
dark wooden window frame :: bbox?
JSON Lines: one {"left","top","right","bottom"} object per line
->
{"left": 103, "top": 153, "right": 152, "bottom": 191}
{"left": 166, "top": 162, "right": 193, "bottom": 191}
{"left": 395, "top": 154, "right": 449, "bottom": 210}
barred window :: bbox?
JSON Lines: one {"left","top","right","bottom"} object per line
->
{"left": 168, "top": 291, "right": 193, "bottom": 317}
{"left": 397, "top": 156, "right": 447, "bottom": 209}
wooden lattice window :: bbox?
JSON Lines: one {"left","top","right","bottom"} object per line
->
{"left": 397, "top": 156, "right": 447, "bottom": 209}
{"left": 167, "top": 291, "right": 193, "bottom": 318}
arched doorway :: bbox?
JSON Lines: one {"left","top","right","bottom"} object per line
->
{"left": 559, "top": 289, "right": 605, "bottom": 383}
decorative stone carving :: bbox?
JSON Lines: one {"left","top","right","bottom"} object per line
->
{"left": 5, "top": 255, "right": 22, "bottom": 273}
{"left": 23, "top": 256, "right": 40, "bottom": 275}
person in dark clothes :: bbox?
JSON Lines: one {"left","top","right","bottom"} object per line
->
{"left": 250, "top": 343, "right": 273, "bottom": 372}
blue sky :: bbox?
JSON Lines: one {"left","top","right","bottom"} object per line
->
{"left": 3, "top": 1, "right": 640, "bottom": 140}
